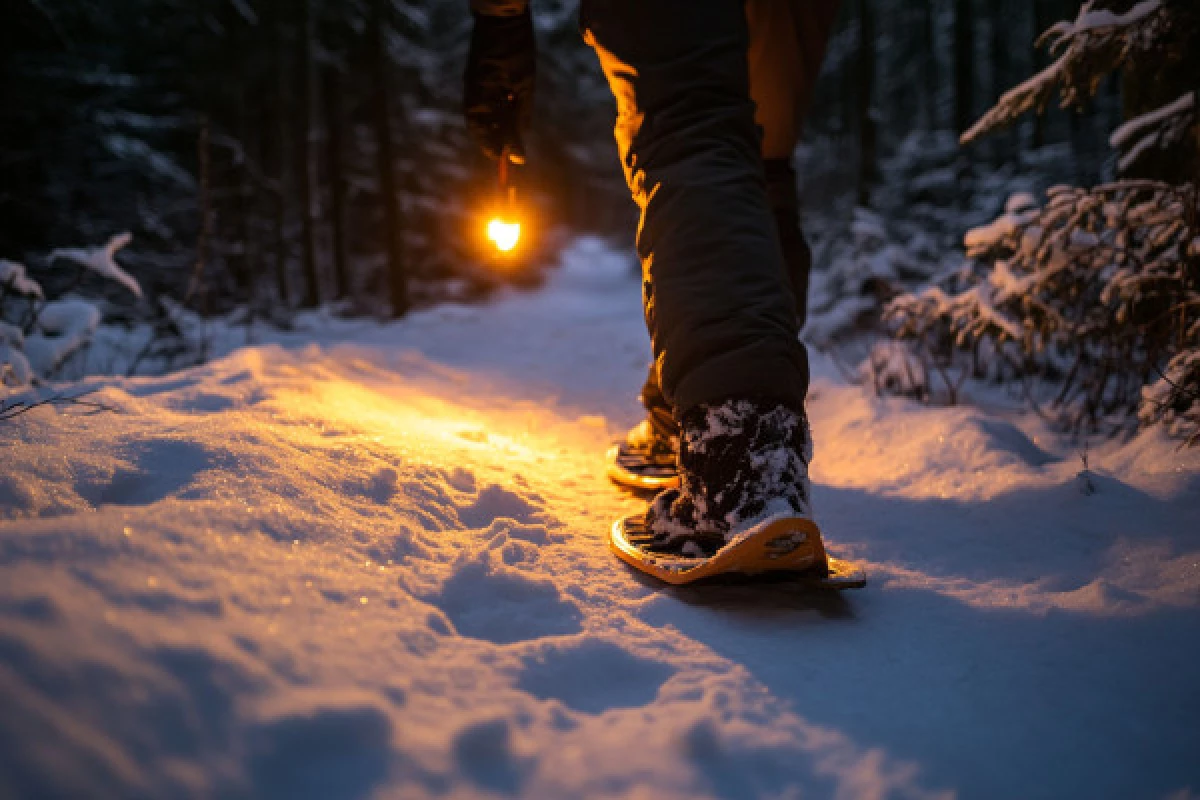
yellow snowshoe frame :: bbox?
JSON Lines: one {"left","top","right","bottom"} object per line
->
{"left": 610, "top": 513, "right": 865, "bottom": 588}
{"left": 605, "top": 444, "right": 681, "bottom": 492}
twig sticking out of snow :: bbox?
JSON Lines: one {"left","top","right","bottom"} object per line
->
{"left": 0, "top": 388, "right": 120, "bottom": 422}
{"left": 48, "top": 232, "right": 143, "bottom": 299}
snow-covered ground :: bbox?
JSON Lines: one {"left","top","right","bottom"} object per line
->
{"left": 2, "top": 237, "right": 1198, "bottom": 799}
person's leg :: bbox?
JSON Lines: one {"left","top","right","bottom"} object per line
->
{"left": 583, "top": 0, "right": 807, "bottom": 417}
{"left": 637, "top": 362, "right": 676, "bottom": 442}
{"left": 624, "top": 0, "right": 840, "bottom": 463}
{"left": 586, "top": 0, "right": 817, "bottom": 546}
{"left": 747, "top": 0, "right": 841, "bottom": 327}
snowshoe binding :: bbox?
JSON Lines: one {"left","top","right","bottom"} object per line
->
{"left": 606, "top": 418, "right": 680, "bottom": 492}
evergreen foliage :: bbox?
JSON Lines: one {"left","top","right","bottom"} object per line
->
{"left": 1, "top": 234, "right": 152, "bottom": 387}
{"left": 884, "top": 0, "right": 1199, "bottom": 441}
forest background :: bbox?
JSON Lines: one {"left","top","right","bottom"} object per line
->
{"left": 1, "top": 0, "right": 1196, "bottom": 437}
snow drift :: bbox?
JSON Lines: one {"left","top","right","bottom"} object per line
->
{"left": 1, "top": 238, "right": 1198, "bottom": 799}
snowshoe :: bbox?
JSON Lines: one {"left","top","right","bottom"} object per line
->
{"left": 606, "top": 418, "right": 680, "bottom": 492}
{"left": 610, "top": 512, "right": 865, "bottom": 588}
{"left": 609, "top": 399, "right": 864, "bottom": 589}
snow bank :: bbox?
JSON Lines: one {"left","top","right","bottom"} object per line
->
{"left": 0, "top": 345, "right": 33, "bottom": 387}
{"left": 1, "top": 237, "right": 1198, "bottom": 798}
{"left": 22, "top": 299, "right": 103, "bottom": 377}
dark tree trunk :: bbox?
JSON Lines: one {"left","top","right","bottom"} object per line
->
{"left": 369, "top": 0, "right": 408, "bottom": 316}
{"left": 217, "top": 1, "right": 252, "bottom": 300}
{"left": 296, "top": 0, "right": 320, "bottom": 308}
{"left": 856, "top": 0, "right": 877, "bottom": 207}
{"left": 954, "top": 0, "right": 975, "bottom": 137}
{"left": 322, "top": 38, "right": 350, "bottom": 300}
{"left": 270, "top": 0, "right": 291, "bottom": 308}
{"left": 1030, "top": 0, "right": 1047, "bottom": 148}
{"left": 194, "top": 118, "right": 212, "bottom": 317}
{"left": 989, "top": 0, "right": 1015, "bottom": 163}
{"left": 232, "top": 99, "right": 255, "bottom": 302}
{"left": 921, "top": 0, "right": 939, "bottom": 130}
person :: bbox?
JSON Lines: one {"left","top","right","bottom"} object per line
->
{"left": 465, "top": 0, "right": 840, "bottom": 559}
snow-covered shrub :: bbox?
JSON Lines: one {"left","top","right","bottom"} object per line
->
{"left": 806, "top": 208, "right": 924, "bottom": 345}
{"left": 0, "top": 260, "right": 41, "bottom": 388}
{"left": 887, "top": 182, "right": 1198, "bottom": 435}
{"left": 802, "top": 131, "right": 1074, "bottom": 347}
{"left": 23, "top": 300, "right": 105, "bottom": 378}
{"left": 862, "top": 339, "right": 931, "bottom": 402}
{"left": 1139, "top": 340, "right": 1200, "bottom": 445}
{"left": 0, "top": 233, "right": 142, "bottom": 390}
{"left": 881, "top": 0, "right": 1199, "bottom": 442}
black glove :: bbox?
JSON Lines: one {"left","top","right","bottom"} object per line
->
{"left": 463, "top": 9, "right": 535, "bottom": 162}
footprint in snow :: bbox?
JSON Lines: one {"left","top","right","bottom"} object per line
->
{"left": 75, "top": 438, "right": 217, "bottom": 507}
{"left": 515, "top": 639, "right": 673, "bottom": 714}
{"left": 453, "top": 718, "right": 528, "bottom": 794}
{"left": 246, "top": 699, "right": 392, "bottom": 800}
{"left": 457, "top": 484, "right": 544, "bottom": 529}
{"left": 431, "top": 557, "right": 582, "bottom": 645}
{"left": 360, "top": 467, "right": 398, "bottom": 504}
{"left": 446, "top": 466, "right": 476, "bottom": 494}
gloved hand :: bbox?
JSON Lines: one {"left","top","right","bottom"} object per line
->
{"left": 463, "top": 9, "right": 536, "bottom": 163}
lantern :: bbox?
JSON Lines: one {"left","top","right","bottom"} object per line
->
{"left": 486, "top": 150, "right": 522, "bottom": 255}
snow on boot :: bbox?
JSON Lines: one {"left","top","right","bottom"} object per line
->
{"left": 608, "top": 399, "right": 860, "bottom": 586}
{"left": 606, "top": 417, "right": 680, "bottom": 491}
{"left": 644, "top": 399, "right": 814, "bottom": 558}
{"left": 608, "top": 400, "right": 864, "bottom": 587}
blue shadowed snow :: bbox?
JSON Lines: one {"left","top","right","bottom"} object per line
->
{"left": 1, "top": 236, "right": 1198, "bottom": 799}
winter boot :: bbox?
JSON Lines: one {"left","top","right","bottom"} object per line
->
{"left": 643, "top": 399, "right": 816, "bottom": 558}
{"left": 606, "top": 368, "right": 681, "bottom": 491}
{"left": 609, "top": 399, "right": 861, "bottom": 586}
{"left": 606, "top": 417, "right": 680, "bottom": 491}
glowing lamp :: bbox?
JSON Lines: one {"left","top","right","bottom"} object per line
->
{"left": 487, "top": 217, "right": 521, "bottom": 252}
{"left": 486, "top": 148, "right": 525, "bottom": 256}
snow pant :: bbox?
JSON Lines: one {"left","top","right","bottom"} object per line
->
{"left": 582, "top": 0, "right": 839, "bottom": 426}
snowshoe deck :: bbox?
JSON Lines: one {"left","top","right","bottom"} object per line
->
{"left": 605, "top": 444, "right": 681, "bottom": 492}
{"left": 610, "top": 513, "right": 866, "bottom": 589}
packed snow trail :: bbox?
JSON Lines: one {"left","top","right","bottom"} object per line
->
{"left": 2, "top": 238, "right": 1199, "bottom": 799}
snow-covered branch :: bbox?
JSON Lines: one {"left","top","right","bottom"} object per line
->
{"left": 1109, "top": 91, "right": 1198, "bottom": 174}
{"left": 48, "top": 232, "right": 143, "bottom": 299}
{"left": 961, "top": 0, "right": 1175, "bottom": 146}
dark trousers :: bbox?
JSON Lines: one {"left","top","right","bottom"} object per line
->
{"left": 582, "top": 0, "right": 839, "bottom": 429}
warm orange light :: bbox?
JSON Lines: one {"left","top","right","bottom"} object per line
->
{"left": 487, "top": 218, "right": 521, "bottom": 252}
